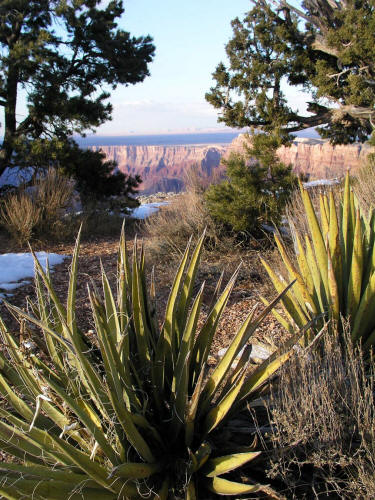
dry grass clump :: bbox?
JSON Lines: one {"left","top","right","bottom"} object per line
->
{"left": 0, "top": 190, "right": 41, "bottom": 245}
{"left": 268, "top": 328, "right": 375, "bottom": 499}
{"left": 142, "top": 189, "right": 233, "bottom": 258}
{"left": 353, "top": 160, "right": 375, "bottom": 215}
{"left": 33, "top": 168, "right": 74, "bottom": 232}
{"left": 0, "top": 169, "right": 73, "bottom": 246}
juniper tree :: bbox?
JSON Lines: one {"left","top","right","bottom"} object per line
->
{"left": 204, "top": 133, "right": 298, "bottom": 235}
{"left": 206, "top": 0, "right": 375, "bottom": 145}
{"left": 0, "top": 0, "right": 155, "bottom": 176}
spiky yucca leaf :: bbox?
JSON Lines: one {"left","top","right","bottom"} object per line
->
{"left": 265, "top": 173, "right": 375, "bottom": 350}
{"left": 0, "top": 227, "right": 300, "bottom": 499}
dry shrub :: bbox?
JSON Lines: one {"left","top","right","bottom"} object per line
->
{"left": 183, "top": 163, "right": 223, "bottom": 194}
{"left": 0, "top": 169, "right": 74, "bottom": 246}
{"left": 142, "top": 190, "right": 232, "bottom": 258}
{"left": 33, "top": 168, "right": 73, "bottom": 233}
{"left": 353, "top": 160, "right": 375, "bottom": 215}
{"left": 0, "top": 190, "right": 41, "bottom": 245}
{"left": 268, "top": 328, "right": 375, "bottom": 499}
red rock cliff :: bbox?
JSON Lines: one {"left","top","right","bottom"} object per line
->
{"left": 229, "top": 135, "right": 371, "bottom": 178}
{"left": 91, "top": 144, "right": 228, "bottom": 194}
{"left": 92, "top": 135, "right": 372, "bottom": 193}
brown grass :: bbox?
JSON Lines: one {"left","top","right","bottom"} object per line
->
{"left": 0, "top": 169, "right": 74, "bottom": 246}
{"left": 268, "top": 328, "right": 375, "bottom": 499}
{"left": 142, "top": 189, "right": 233, "bottom": 259}
{"left": 33, "top": 168, "right": 74, "bottom": 233}
{"left": 353, "top": 160, "right": 375, "bottom": 215}
{"left": 0, "top": 190, "right": 41, "bottom": 246}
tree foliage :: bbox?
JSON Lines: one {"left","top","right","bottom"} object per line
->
{"left": 206, "top": 0, "right": 375, "bottom": 144}
{"left": 58, "top": 140, "right": 142, "bottom": 206}
{"left": 205, "top": 134, "right": 298, "bottom": 235}
{"left": 0, "top": 0, "right": 155, "bottom": 175}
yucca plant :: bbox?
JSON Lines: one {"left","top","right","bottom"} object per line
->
{"left": 262, "top": 173, "right": 375, "bottom": 350}
{"left": 0, "top": 226, "right": 299, "bottom": 499}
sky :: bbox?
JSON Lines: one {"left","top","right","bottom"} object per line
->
{"left": 96, "top": 0, "right": 309, "bottom": 136}
{"left": 5, "top": 0, "right": 311, "bottom": 138}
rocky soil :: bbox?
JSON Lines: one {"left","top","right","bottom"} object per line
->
{"left": 0, "top": 227, "right": 288, "bottom": 358}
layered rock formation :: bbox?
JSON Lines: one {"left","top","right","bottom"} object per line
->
{"left": 91, "top": 144, "right": 227, "bottom": 194}
{"left": 229, "top": 135, "right": 371, "bottom": 179}
{"left": 278, "top": 138, "right": 370, "bottom": 179}
{"left": 92, "top": 135, "right": 372, "bottom": 193}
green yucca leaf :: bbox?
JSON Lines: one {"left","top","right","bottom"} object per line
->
{"left": 320, "top": 194, "right": 329, "bottom": 239}
{"left": 203, "top": 452, "right": 261, "bottom": 477}
{"left": 341, "top": 173, "right": 354, "bottom": 295}
{"left": 101, "top": 265, "right": 122, "bottom": 346}
{"left": 204, "top": 370, "right": 247, "bottom": 434}
{"left": 37, "top": 366, "right": 119, "bottom": 465}
{"left": 351, "top": 270, "right": 375, "bottom": 342}
{"left": 274, "top": 233, "right": 316, "bottom": 316}
{"left": 172, "top": 283, "right": 204, "bottom": 434}
{"left": 185, "top": 481, "right": 197, "bottom": 500}
{"left": 261, "top": 259, "right": 307, "bottom": 329}
{"left": 0, "top": 463, "right": 97, "bottom": 485}
{"left": 347, "top": 209, "right": 363, "bottom": 321}
{"left": 109, "top": 461, "right": 161, "bottom": 479}
{"left": 185, "top": 366, "right": 205, "bottom": 447}
{"left": 292, "top": 226, "right": 315, "bottom": 298}
{"left": 157, "top": 478, "right": 169, "bottom": 500}
{"left": 131, "top": 246, "right": 152, "bottom": 365}
{"left": 191, "top": 442, "right": 212, "bottom": 472}
{"left": 176, "top": 230, "right": 206, "bottom": 335}
{"left": 304, "top": 234, "right": 327, "bottom": 312}
{"left": 162, "top": 236, "right": 192, "bottom": 361}
{"left": 190, "top": 266, "right": 240, "bottom": 387}
{"left": 66, "top": 225, "right": 82, "bottom": 340}
{"left": 328, "top": 190, "right": 343, "bottom": 306}
{"left": 260, "top": 296, "right": 293, "bottom": 333}
{"left": 266, "top": 173, "right": 375, "bottom": 351}
{"left": 206, "top": 477, "right": 263, "bottom": 495}
{"left": 34, "top": 268, "right": 65, "bottom": 371}
{"left": 301, "top": 185, "right": 328, "bottom": 296}
{"left": 200, "top": 308, "right": 256, "bottom": 415}
{"left": 0, "top": 480, "right": 119, "bottom": 500}
{"left": 0, "top": 230, "right": 303, "bottom": 498}
{"left": 327, "top": 244, "right": 340, "bottom": 322}
{"left": 364, "top": 327, "right": 375, "bottom": 349}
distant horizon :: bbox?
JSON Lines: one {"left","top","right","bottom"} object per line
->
{"left": 75, "top": 127, "right": 321, "bottom": 147}
{"left": 75, "top": 131, "right": 241, "bottom": 147}
{"left": 0, "top": 127, "right": 322, "bottom": 148}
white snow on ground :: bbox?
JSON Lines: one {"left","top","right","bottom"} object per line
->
{"left": 0, "top": 166, "right": 34, "bottom": 187}
{"left": 0, "top": 252, "right": 67, "bottom": 301}
{"left": 303, "top": 178, "right": 340, "bottom": 188}
{"left": 130, "top": 202, "right": 169, "bottom": 219}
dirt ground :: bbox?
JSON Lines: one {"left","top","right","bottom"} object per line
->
{"left": 0, "top": 223, "right": 289, "bottom": 356}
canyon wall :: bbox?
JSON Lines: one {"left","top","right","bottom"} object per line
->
{"left": 91, "top": 144, "right": 227, "bottom": 194}
{"left": 278, "top": 139, "right": 370, "bottom": 179}
{"left": 93, "top": 135, "right": 372, "bottom": 193}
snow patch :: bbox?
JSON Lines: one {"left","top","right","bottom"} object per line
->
{"left": 130, "top": 202, "right": 168, "bottom": 219}
{"left": 0, "top": 252, "right": 67, "bottom": 301}
{"left": 303, "top": 178, "right": 340, "bottom": 188}
{"left": 0, "top": 166, "right": 34, "bottom": 188}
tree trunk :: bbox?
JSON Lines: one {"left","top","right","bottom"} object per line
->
{"left": 0, "top": 65, "right": 19, "bottom": 178}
